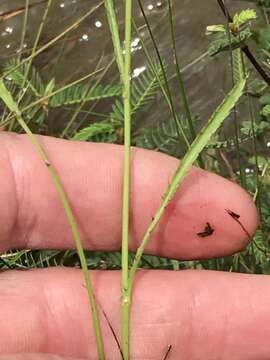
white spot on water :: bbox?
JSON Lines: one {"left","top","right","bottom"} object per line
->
{"left": 132, "top": 66, "right": 146, "bottom": 78}
{"left": 95, "top": 20, "right": 102, "bottom": 28}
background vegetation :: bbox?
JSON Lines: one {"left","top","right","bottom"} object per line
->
{"left": 0, "top": 0, "right": 270, "bottom": 276}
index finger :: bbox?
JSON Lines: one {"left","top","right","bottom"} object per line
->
{"left": 0, "top": 132, "right": 258, "bottom": 259}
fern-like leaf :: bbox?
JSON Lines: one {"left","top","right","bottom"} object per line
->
{"left": 49, "top": 83, "right": 121, "bottom": 108}
{"left": 208, "top": 28, "right": 253, "bottom": 56}
{"left": 72, "top": 121, "right": 118, "bottom": 143}
{"left": 232, "top": 49, "right": 245, "bottom": 83}
{"left": 135, "top": 117, "right": 187, "bottom": 157}
{"left": 3, "top": 59, "right": 45, "bottom": 97}
{"left": 110, "top": 63, "right": 164, "bottom": 122}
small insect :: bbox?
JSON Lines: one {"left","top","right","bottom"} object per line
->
{"left": 225, "top": 209, "right": 251, "bottom": 240}
{"left": 226, "top": 209, "right": 240, "bottom": 219}
{"left": 197, "top": 222, "right": 214, "bottom": 237}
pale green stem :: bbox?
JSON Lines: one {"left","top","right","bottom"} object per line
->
{"left": 132, "top": 18, "right": 190, "bottom": 149}
{"left": 253, "top": 162, "right": 268, "bottom": 202}
{"left": 22, "top": 68, "right": 103, "bottom": 114}
{"left": 18, "top": 0, "right": 30, "bottom": 62}
{"left": 6, "top": 67, "right": 104, "bottom": 128}
{"left": 0, "top": 80, "right": 105, "bottom": 360}
{"left": 121, "top": 0, "right": 133, "bottom": 358}
{"left": 104, "top": 0, "right": 124, "bottom": 78}
{"left": 21, "top": 0, "right": 53, "bottom": 91}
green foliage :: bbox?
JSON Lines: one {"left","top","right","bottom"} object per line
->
{"left": 70, "top": 63, "right": 165, "bottom": 144}
{"left": 206, "top": 8, "right": 257, "bottom": 57}
{"left": 261, "top": 104, "right": 270, "bottom": 116}
{"left": 206, "top": 24, "right": 227, "bottom": 35}
{"left": 72, "top": 121, "right": 118, "bottom": 143}
{"left": 208, "top": 28, "right": 253, "bottom": 56}
{"left": 248, "top": 0, "right": 270, "bottom": 20}
{"left": 233, "top": 9, "right": 257, "bottom": 28}
{"left": 2, "top": 2, "right": 270, "bottom": 278}
{"left": 206, "top": 9, "right": 257, "bottom": 36}
{"left": 50, "top": 83, "right": 122, "bottom": 108}
{"left": 4, "top": 59, "right": 45, "bottom": 97}
{"left": 1, "top": 59, "right": 122, "bottom": 132}
{"left": 135, "top": 117, "right": 187, "bottom": 158}
{"left": 232, "top": 49, "right": 245, "bottom": 83}
{"left": 109, "top": 63, "right": 164, "bottom": 122}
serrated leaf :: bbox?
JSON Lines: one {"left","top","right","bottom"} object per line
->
{"left": 50, "top": 83, "right": 121, "bottom": 108}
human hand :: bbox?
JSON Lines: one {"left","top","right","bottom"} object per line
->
{"left": 0, "top": 133, "right": 265, "bottom": 360}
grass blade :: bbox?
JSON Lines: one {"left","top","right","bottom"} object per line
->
{"left": 0, "top": 79, "right": 106, "bottom": 360}
{"left": 129, "top": 78, "right": 247, "bottom": 286}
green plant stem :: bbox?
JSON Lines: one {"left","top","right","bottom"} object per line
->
{"left": 132, "top": 20, "right": 190, "bottom": 149}
{"left": 0, "top": 80, "right": 105, "bottom": 360}
{"left": 18, "top": 0, "right": 30, "bottom": 62}
{"left": 8, "top": 0, "right": 53, "bottom": 133}
{"left": 6, "top": 67, "right": 105, "bottom": 128}
{"left": 22, "top": 0, "right": 53, "bottom": 89}
{"left": 22, "top": 67, "right": 104, "bottom": 113}
{"left": 121, "top": 0, "right": 133, "bottom": 358}
{"left": 129, "top": 78, "right": 246, "bottom": 288}
{"left": 167, "top": 0, "right": 204, "bottom": 168}
{"left": 105, "top": 0, "right": 124, "bottom": 78}
{"left": 225, "top": 19, "right": 245, "bottom": 186}
{"left": 137, "top": 0, "right": 190, "bottom": 149}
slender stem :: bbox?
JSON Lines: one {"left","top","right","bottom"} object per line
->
{"left": 0, "top": 80, "right": 105, "bottom": 360}
{"left": 8, "top": 0, "right": 30, "bottom": 131}
{"left": 167, "top": 0, "right": 204, "bottom": 168}
{"left": 22, "top": 0, "right": 53, "bottom": 89}
{"left": 231, "top": 67, "right": 244, "bottom": 185}
{"left": 132, "top": 20, "right": 190, "bottom": 149}
{"left": 18, "top": 0, "right": 30, "bottom": 61}
{"left": 128, "top": 78, "right": 246, "bottom": 288}
{"left": 6, "top": 67, "right": 105, "bottom": 128}
{"left": 22, "top": 67, "right": 104, "bottom": 113}
{"left": 9, "top": 0, "right": 53, "bottom": 133}
{"left": 104, "top": 0, "right": 124, "bottom": 78}
{"left": 121, "top": 0, "right": 133, "bottom": 358}
{"left": 137, "top": 0, "right": 190, "bottom": 150}
{"left": 216, "top": 0, "right": 270, "bottom": 86}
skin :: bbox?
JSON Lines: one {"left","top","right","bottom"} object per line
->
{"left": 0, "top": 132, "right": 268, "bottom": 360}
